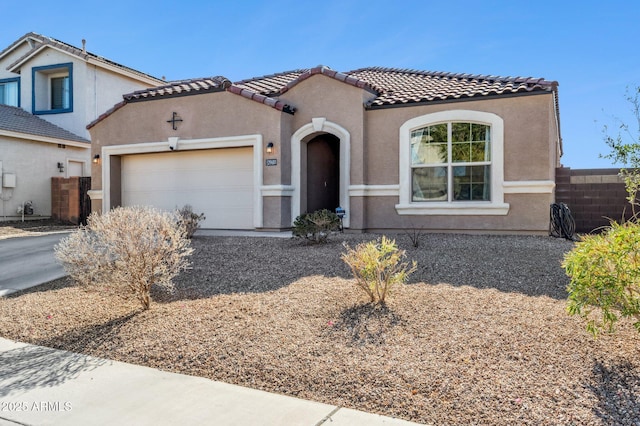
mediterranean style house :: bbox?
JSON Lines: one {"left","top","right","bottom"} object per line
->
{"left": 0, "top": 32, "right": 164, "bottom": 220}
{"left": 88, "top": 66, "right": 562, "bottom": 234}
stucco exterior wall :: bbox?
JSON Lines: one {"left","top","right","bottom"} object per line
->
{"left": 90, "top": 91, "right": 284, "bottom": 189}
{"left": 9, "top": 49, "right": 156, "bottom": 140}
{"left": 364, "top": 93, "right": 557, "bottom": 184}
{"left": 0, "top": 43, "right": 32, "bottom": 80}
{"left": 88, "top": 77, "right": 559, "bottom": 234}
{"left": 0, "top": 136, "right": 88, "bottom": 220}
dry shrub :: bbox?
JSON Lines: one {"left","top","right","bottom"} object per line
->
{"left": 341, "top": 236, "right": 417, "bottom": 303}
{"left": 176, "top": 204, "right": 206, "bottom": 238}
{"left": 55, "top": 206, "right": 193, "bottom": 310}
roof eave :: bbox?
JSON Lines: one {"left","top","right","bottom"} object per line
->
{"left": 85, "top": 57, "right": 164, "bottom": 86}
{"left": 0, "top": 128, "right": 90, "bottom": 148}
{"left": 365, "top": 89, "right": 556, "bottom": 110}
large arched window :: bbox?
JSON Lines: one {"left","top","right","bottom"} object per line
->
{"left": 397, "top": 110, "right": 509, "bottom": 215}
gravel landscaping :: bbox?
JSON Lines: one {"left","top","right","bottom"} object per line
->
{"left": 1, "top": 231, "right": 640, "bottom": 425}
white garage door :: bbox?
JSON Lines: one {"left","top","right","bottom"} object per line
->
{"left": 121, "top": 147, "right": 254, "bottom": 229}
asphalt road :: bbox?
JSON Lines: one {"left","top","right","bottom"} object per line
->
{"left": 0, "top": 233, "right": 69, "bottom": 297}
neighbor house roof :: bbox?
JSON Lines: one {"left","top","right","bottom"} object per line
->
{"left": 88, "top": 65, "right": 560, "bottom": 132}
{"left": 0, "top": 104, "right": 89, "bottom": 147}
{"left": 1, "top": 32, "right": 164, "bottom": 86}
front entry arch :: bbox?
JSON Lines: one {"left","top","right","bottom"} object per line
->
{"left": 291, "top": 118, "right": 351, "bottom": 228}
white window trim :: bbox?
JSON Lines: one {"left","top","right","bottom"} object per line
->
{"left": 396, "top": 110, "right": 509, "bottom": 215}
{"left": 101, "top": 134, "right": 264, "bottom": 228}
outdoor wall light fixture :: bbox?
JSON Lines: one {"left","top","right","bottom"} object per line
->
{"left": 93, "top": 154, "right": 101, "bottom": 164}
{"left": 57, "top": 162, "right": 65, "bottom": 173}
{"left": 266, "top": 142, "right": 274, "bottom": 154}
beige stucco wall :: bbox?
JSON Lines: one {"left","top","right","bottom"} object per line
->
{"left": 0, "top": 135, "right": 89, "bottom": 220}
{"left": 365, "top": 93, "right": 558, "bottom": 184}
{"left": 89, "top": 76, "right": 559, "bottom": 234}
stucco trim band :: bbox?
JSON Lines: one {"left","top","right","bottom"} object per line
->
{"left": 503, "top": 180, "right": 555, "bottom": 193}
{"left": 261, "top": 185, "right": 295, "bottom": 197}
{"left": 348, "top": 185, "right": 400, "bottom": 197}
{"left": 101, "top": 134, "right": 264, "bottom": 228}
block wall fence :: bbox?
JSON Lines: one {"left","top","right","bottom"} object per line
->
{"left": 555, "top": 167, "right": 635, "bottom": 233}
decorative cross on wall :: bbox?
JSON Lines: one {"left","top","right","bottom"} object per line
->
{"left": 166, "top": 112, "right": 183, "bottom": 130}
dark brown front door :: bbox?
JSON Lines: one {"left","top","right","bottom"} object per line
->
{"left": 306, "top": 134, "right": 340, "bottom": 213}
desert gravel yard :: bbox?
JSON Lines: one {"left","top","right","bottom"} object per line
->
{"left": 1, "top": 231, "right": 640, "bottom": 425}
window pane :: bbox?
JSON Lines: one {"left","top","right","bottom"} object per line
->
{"left": 451, "top": 142, "right": 469, "bottom": 162}
{"left": 411, "top": 124, "right": 448, "bottom": 165}
{"left": 0, "top": 81, "right": 19, "bottom": 107}
{"left": 412, "top": 167, "right": 448, "bottom": 201}
{"left": 452, "top": 122, "right": 470, "bottom": 142}
{"left": 470, "top": 142, "right": 489, "bottom": 162}
{"left": 453, "top": 165, "right": 490, "bottom": 201}
{"left": 51, "top": 76, "right": 69, "bottom": 110}
{"left": 471, "top": 123, "right": 490, "bottom": 142}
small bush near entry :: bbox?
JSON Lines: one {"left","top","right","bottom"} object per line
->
{"left": 176, "top": 204, "right": 206, "bottom": 238}
{"left": 563, "top": 220, "right": 640, "bottom": 337}
{"left": 341, "top": 236, "right": 417, "bottom": 304}
{"left": 55, "top": 206, "right": 193, "bottom": 310}
{"left": 292, "top": 209, "right": 341, "bottom": 243}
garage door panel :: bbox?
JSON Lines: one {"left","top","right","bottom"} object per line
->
{"left": 122, "top": 147, "right": 254, "bottom": 229}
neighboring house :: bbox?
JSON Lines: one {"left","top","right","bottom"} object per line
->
{"left": 88, "top": 66, "right": 562, "bottom": 234}
{"left": 0, "top": 32, "right": 165, "bottom": 220}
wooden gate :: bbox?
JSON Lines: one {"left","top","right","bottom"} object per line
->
{"left": 51, "top": 177, "right": 91, "bottom": 225}
{"left": 79, "top": 177, "right": 91, "bottom": 225}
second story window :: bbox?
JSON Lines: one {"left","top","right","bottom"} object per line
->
{"left": 0, "top": 78, "right": 19, "bottom": 107}
{"left": 32, "top": 63, "right": 73, "bottom": 114}
{"left": 51, "top": 75, "right": 70, "bottom": 110}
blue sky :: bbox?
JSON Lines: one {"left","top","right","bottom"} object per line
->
{"left": 3, "top": 0, "right": 638, "bottom": 169}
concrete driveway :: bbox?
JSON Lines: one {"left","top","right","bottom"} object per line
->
{"left": 0, "top": 232, "right": 69, "bottom": 297}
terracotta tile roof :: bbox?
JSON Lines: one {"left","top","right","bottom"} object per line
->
{"left": 123, "top": 77, "right": 231, "bottom": 102}
{"left": 3, "top": 32, "right": 164, "bottom": 85}
{"left": 0, "top": 104, "right": 89, "bottom": 144}
{"left": 226, "top": 85, "right": 296, "bottom": 114}
{"left": 88, "top": 65, "right": 559, "bottom": 129}
{"left": 234, "top": 66, "right": 376, "bottom": 96}
{"left": 345, "top": 67, "right": 558, "bottom": 108}
{"left": 234, "top": 70, "right": 307, "bottom": 95}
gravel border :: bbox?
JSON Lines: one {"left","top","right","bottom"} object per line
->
{"left": 2, "top": 232, "right": 639, "bottom": 425}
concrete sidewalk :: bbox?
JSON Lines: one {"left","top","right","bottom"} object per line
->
{"left": 0, "top": 338, "right": 422, "bottom": 426}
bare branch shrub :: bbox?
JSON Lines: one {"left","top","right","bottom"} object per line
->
{"left": 341, "top": 236, "right": 417, "bottom": 304}
{"left": 55, "top": 206, "right": 193, "bottom": 310}
{"left": 176, "top": 204, "right": 206, "bottom": 238}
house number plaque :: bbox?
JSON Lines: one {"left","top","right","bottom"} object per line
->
{"left": 265, "top": 159, "right": 277, "bottom": 166}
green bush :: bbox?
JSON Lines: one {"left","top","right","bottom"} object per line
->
{"left": 292, "top": 209, "right": 341, "bottom": 243}
{"left": 176, "top": 204, "right": 206, "bottom": 238}
{"left": 341, "top": 236, "right": 417, "bottom": 304}
{"left": 563, "top": 220, "right": 640, "bottom": 336}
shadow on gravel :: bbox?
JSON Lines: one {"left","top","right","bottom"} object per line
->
{"left": 160, "top": 233, "right": 575, "bottom": 303}
{"left": 0, "top": 343, "right": 106, "bottom": 398}
{"left": 589, "top": 359, "right": 640, "bottom": 424}
{"left": 32, "top": 311, "right": 141, "bottom": 356}
{"left": 3, "top": 276, "right": 76, "bottom": 299}
{"left": 328, "top": 303, "right": 406, "bottom": 346}
{"left": 158, "top": 235, "right": 355, "bottom": 302}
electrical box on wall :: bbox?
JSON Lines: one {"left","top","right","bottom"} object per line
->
{"left": 3, "top": 173, "right": 16, "bottom": 188}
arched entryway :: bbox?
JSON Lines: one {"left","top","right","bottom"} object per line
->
{"left": 306, "top": 134, "right": 340, "bottom": 213}
{"left": 291, "top": 118, "right": 351, "bottom": 228}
